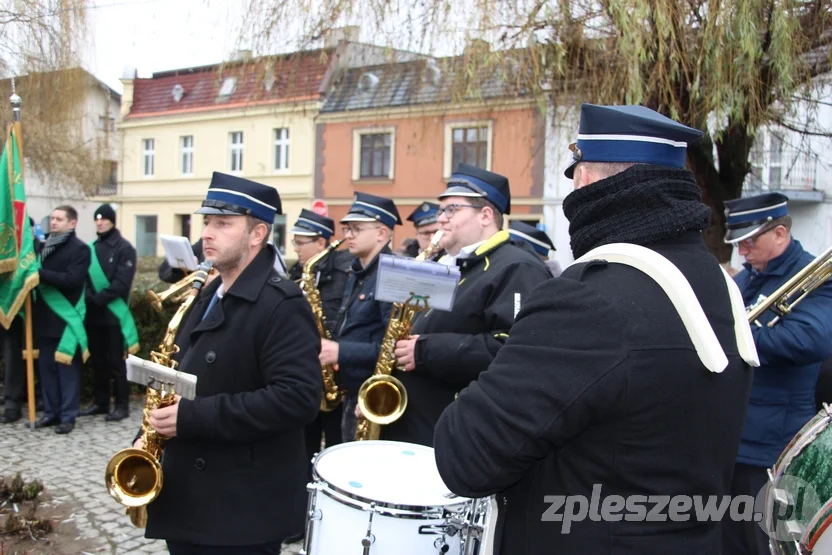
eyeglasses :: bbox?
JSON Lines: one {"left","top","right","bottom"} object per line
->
{"left": 438, "top": 204, "right": 479, "bottom": 218}
{"left": 416, "top": 229, "right": 437, "bottom": 238}
{"left": 291, "top": 239, "right": 315, "bottom": 247}
{"left": 737, "top": 226, "right": 777, "bottom": 249}
{"left": 341, "top": 224, "right": 382, "bottom": 236}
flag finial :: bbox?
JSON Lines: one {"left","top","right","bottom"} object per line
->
{"left": 9, "top": 78, "right": 21, "bottom": 122}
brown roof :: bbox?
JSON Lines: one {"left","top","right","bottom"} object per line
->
{"left": 127, "top": 49, "right": 336, "bottom": 119}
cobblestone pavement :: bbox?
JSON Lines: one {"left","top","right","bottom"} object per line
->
{"left": 0, "top": 400, "right": 304, "bottom": 555}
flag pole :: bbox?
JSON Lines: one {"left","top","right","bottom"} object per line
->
{"left": 10, "top": 82, "right": 36, "bottom": 429}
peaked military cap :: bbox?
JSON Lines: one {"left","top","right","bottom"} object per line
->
{"left": 723, "top": 192, "right": 789, "bottom": 244}
{"left": 509, "top": 220, "right": 555, "bottom": 256}
{"left": 564, "top": 103, "right": 704, "bottom": 179}
{"left": 290, "top": 209, "right": 335, "bottom": 239}
{"left": 195, "top": 172, "right": 281, "bottom": 224}
{"left": 407, "top": 202, "right": 440, "bottom": 228}
{"left": 441, "top": 163, "right": 511, "bottom": 215}
{"left": 341, "top": 192, "right": 402, "bottom": 228}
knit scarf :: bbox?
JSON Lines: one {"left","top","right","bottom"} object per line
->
{"left": 562, "top": 165, "right": 711, "bottom": 259}
{"left": 41, "top": 230, "right": 72, "bottom": 259}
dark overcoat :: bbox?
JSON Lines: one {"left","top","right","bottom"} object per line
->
{"left": 734, "top": 239, "right": 832, "bottom": 468}
{"left": 143, "top": 246, "right": 322, "bottom": 546}
{"left": 289, "top": 249, "right": 352, "bottom": 336}
{"left": 434, "top": 232, "right": 754, "bottom": 555}
{"left": 381, "top": 230, "right": 552, "bottom": 446}
{"left": 85, "top": 228, "right": 137, "bottom": 328}
{"left": 34, "top": 231, "right": 91, "bottom": 340}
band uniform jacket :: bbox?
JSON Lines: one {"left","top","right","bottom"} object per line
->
{"left": 34, "top": 231, "right": 92, "bottom": 340}
{"left": 434, "top": 232, "right": 754, "bottom": 555}
{"left": 143, "top": 247, "right": 322, "bottom": 546}
{"left": 289, "top": 249, "right": 352, "bottom": 336}
{"left": 85, "top": 228, "right": 137, "bottom": 328}
{"left": 332, "top": 247, "right": 394, "bottom": 396}
{"left": 382, "top": 230, "right": 552, "bottom": 446}
{"left": 734, "top": 239, "right": 832, "bottom": 468}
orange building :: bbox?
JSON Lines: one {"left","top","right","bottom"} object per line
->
{"left": 315, "top": 59, "right": 546, "bottom": 249}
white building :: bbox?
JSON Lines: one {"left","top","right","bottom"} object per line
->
{"left": 18, "top": 69, "right": 121, "bottom": 242}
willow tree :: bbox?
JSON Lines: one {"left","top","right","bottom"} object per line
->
{"left": 242, "top": 0, "right": 832, "bottom": 260}
{"left": 0, "top": 0, "right": 104, "bottom": 194}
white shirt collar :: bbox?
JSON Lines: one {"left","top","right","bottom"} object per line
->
{"left": 437, "top": 240, "right": 487, "bottom": 267}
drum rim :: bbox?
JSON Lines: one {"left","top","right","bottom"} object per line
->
{"left": 310, "top": 440, "right": 472, "bottom": 515}
{"left": 805, "top": 499, "right": 832, "bottom": 550}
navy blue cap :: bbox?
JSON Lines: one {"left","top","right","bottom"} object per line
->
{"left": 407, "top": 202, "right": 440, "bottom": 227}
{"left": 723, "top": 192, "right": 789, "bottom": 244}
{"left": 509, "top": 221, "right": 555, "bottom": 256}
{"left": 290, "top": 209, "right": 335, "bottom": 239}
{"left": 340, "top": 192, "right": 402, "bottom": 228}
{"left": 564, "top": 104, "right": 704, "bottom": 179}
{"left": 195, "top": 172, "right": 281, "bottom": 224}
{"left": 441, "top": 163, "right": 511, "bottom": 215}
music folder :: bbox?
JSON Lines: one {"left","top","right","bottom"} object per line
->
{"left": 160, "top": 234, "right": 198, "bottom": 272}
{"left": 375, "top": 254, "right": 461, "bottom": 311}
{"left": 126, "top": 355, "right": 198, "bottom": 400}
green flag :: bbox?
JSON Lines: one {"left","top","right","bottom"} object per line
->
{"left": 0, "top": 126, "right": 40, "bottom": 330}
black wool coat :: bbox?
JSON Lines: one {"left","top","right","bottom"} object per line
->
{"left": 433, "top": 232, "right": 754, "bottom": 555}
{"left": 85, "top": 228, "right": 137, "bottom": 328}
{"left": 381, "top": 230, "right": 552, "bottom": 446}
{"left": 34, "top": 231, "right": 91, "bottom": 340}
{"left": 143, "top": 247, "right": 323, "bottom": 546}
{"left": 289, "top": 248, "right": 352, "bottom": 336}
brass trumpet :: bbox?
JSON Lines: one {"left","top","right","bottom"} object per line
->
{"left": 747, "top": 244, "right": 832, "bottom": 327}
{"left": 148, "top": 268, "right": 215, "bottom": 313}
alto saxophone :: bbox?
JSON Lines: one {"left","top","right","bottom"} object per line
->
{"left": 299, "top": 239, "right": 345, "bottom": 412}
{"left": 104, "top": 261, "right": 214, "bottom": 528}
{"left": 355, "top": 230, "right": 444, "bottom": 441}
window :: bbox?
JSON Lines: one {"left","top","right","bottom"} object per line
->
{"left": 98, "top": 116, "right": 115, "bottom": 131}
{"left": 768, "top": 133, "right": 784, "bottom": 188}
{"left": 136, "top": 215, "right": 158, "bottom": 256}
{"left": 351, "top": 128, "right": 396, "bottom": 181}
{"left": 274, "top": 128, "right": 290, "bottom": 171}
{"left": 178, "top": 214, "right": 192, "bottom": 240}
{"left": 272, "top": 214, "right": 287, "bottom": 254}
{"left": 181, "top": 136, "right": 194, "bottom": 175}
{"left": 443, "top": 121, "right": 493, "bottom": 178}
{"left": 219, "top": 77, "right": 236, "bottom": 98}
{"left": 230, "top": 132, "right": 244, "bottom": 173}
{"left": 142, "top": 138, "right": 154, "bottom": 177}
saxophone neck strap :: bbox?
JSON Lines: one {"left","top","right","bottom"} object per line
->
{"left": 572, "top": 243, "right": 759, "bottom": 372}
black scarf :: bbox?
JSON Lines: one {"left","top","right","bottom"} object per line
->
{"left": 563, "top": 165, "right": 711, "bottom": 259}
{"left": 41, "top": 230, "right": 73, "bottom": 260}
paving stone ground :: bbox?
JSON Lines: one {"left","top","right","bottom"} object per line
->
{"left": 0, "top": 400, "right": 303, "bottom": 555}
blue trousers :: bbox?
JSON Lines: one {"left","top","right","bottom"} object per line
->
{"left": 37, "top": 338, "right": 82, "bottom": 424}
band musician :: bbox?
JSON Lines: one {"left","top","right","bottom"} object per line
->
{"left": 434, "top": 104, "right": 757, "bottom": 554}
{"left": 134, "top": 172, "right": 322, "bottom": 554}
{"left": 403, "top": 202, "right": 443, "bottom": 259}
{"left": 378, "top": 163, "right": 551, "bottom": 446}
{"left": 507, "top": 220, "right": 561, "bottom": 277}
{"left": 721, "top": 192, "right": 832, "bottom": 555}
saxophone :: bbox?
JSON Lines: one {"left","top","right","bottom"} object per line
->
{"left": 355, "top": 230, "right": 444, "bottom": 441}
{"left": 104, "top": 261, "right": 213, "bottom": 528}
{"left": 299, "top": 239, "right": 345, "bottom": 412}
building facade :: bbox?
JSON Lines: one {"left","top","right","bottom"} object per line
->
{"left": 316, "top": 58, "right": 546, "bottom": 249}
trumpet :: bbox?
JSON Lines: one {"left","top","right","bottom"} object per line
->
{"left": 148, "top": 267, "right": 216, "bottom": 313}
{"left": 747, "top": 244, "right": 832, "bottom": 327}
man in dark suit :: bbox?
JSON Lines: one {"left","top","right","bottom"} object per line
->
{"left": 33, "top": 205, "right": 92, "bottom": 434}
{"left": 134, "top": 172, "right": 322, "bottom": 554}
{"left": 434, "top": 104, "right": 757, "bottom": 555}
{"left": 81, "top": 204, "right": 139, "bottom": 422}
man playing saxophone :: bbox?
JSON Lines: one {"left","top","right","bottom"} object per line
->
{"left": 377, "top": 163, "right": 551, "bottom": 446}
{"left": 721, "top": 192, "right": 832, "bottom": 555}
{"left": 132, "top": 172, "right": 323, "bottom": 555}
{"left": 287, "top": 209, "right": 351, "bottom": 483}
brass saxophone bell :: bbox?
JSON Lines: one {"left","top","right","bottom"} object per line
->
{"left": 105, "top": 447, "right": 163, "bottom": 507}
{"left": 357, "top": 373, "right": 408, "bottom": 426}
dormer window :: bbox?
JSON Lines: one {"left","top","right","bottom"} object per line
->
{"left": 172, "top": 84, "right": 184, "bottom": 102}
{"left": 357, "top": 72, "right": 379, "bottom": 94}
{"left": 218, "top": 77, "right": 236, "bottom": 98}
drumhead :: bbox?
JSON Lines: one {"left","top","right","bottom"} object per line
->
{"left": 312, "top": 440, "right": 470, "bottom": 510}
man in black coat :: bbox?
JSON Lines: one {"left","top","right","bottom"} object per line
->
{"left": 33, "top": 205, "right": 92, "bottom": 435}
{"left": 379, "top": 164, "right": 552, "bottom": 446}
{"left": 80, "top": 204, "right": 138, "bottom": 421}
{"left": 135, "top": 172, "right": 322, "bottom": 554}
{"left": 287, "top": 208, "right": 351, "bottom": 476}
{"left": 433, "top": 104, "right": 757, "bottom": 555}
{"left": 319, "top": 192, "right": 400, "bottom": 441}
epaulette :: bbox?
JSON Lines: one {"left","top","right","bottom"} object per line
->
{"left": 560, "top": 259, "right": 608, "bottom": 281}
{"left": 266, "top": 274, "right": 303, "bottom": 299}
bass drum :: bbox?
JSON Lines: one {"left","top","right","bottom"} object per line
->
{"left": 300, "top": 440, "right": 493, "bottom": 555}
{"left": 766, "top": 404, "right": 832, "bottom": 555}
